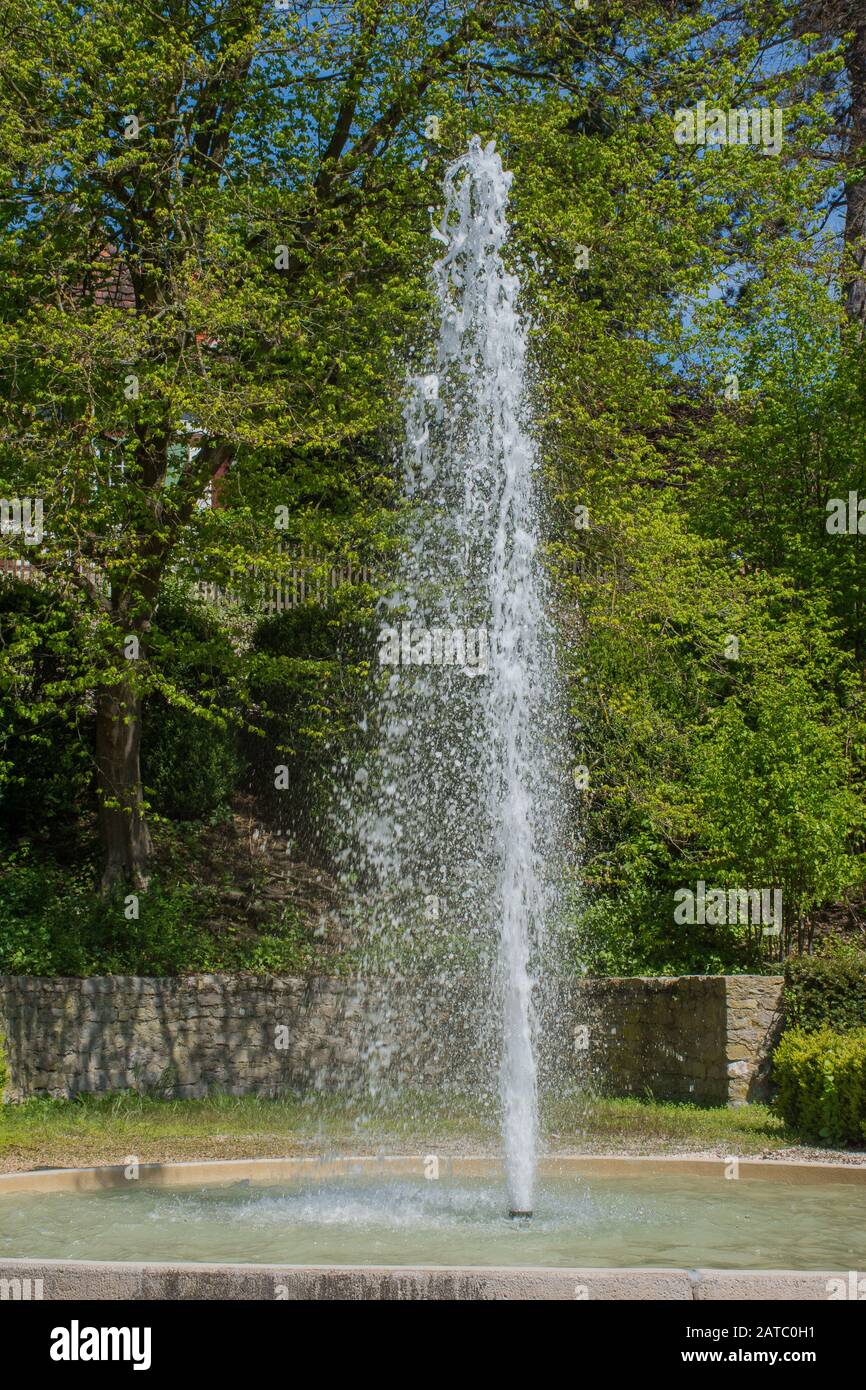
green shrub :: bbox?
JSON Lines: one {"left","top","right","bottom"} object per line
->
{"left": 142, "top": 703, "right": 238, "bottom": 821}
{"left": 566, "top": 836, "right": 768, "bottom": 977}
{"left": 784, "top": 939, "right": 866, "bottom": 1033}
{"left": 245, "top": 599, "right": 370, "bottom": 850}
{"left": 141, "top": 590, "right": 239, "bottom": 821}
{"left": 0, "top": 852, "right": 314, "bottom": 976}
{"left": 774, "top": 1026, "right": 866, "bottom": 1145}
{"left": 0, "top": 582, "right": 94, "bottom": 841}
{"left": 0, "top": 857, "right": 210, "bottom": 974}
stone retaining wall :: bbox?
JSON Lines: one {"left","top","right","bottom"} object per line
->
{"left": 575, "top": 974, "right": 784, "bottom": 1105}
{"left": 0, "top": 973, "right": 784, "bottom": 1106}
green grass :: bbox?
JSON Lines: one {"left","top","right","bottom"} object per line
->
{"left": 547, "top": 1094, "right": 786, "bottom": 1148}
{"left": 0, "top": 1088, "right": 804, "bottom": 1172}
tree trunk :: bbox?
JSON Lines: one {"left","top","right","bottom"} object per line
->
{"left": 844, "top": 18, "right": 866, "bottom": 327}
{"left": 89, "top": 438, "right": 229, "bottom": 891}
{"left": 795, "top": 3, "right": 866, "bottom": 328}
{"left": 95, "top": 674, "right": 152, "bottom": 892}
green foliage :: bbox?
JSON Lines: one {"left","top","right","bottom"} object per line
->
{"left": 774, "top": 1027, "right": 866, "bottom": 1146}
{"left": 141, "top": 590, "right": 240, "bottom": 821}
{"left": 0, "top": 852, "right": 313, "bottom": 977}
{"left": 0, "top": 582, "right": 95, "bottom": 841}
{"left": 694, "top": 668, "right": 864, "bottom": 956}
{"left": 784, "top": 940, "right": 866, "bottom": 1034}
{"left": 566, "top": 509, "right": 865, "bottom": 972}
{"left": 245, "top": 596, "right": 371, "bottom": 852}
{"left": 569, "top": 849, "right": 754, "bottom": 977}
{"left": 0, "top": 0, "right": 863, "bottom": 962}
{"left": 0, "top": 0, "right": 507, "bottom": 882}
{"left": 143, "top": 707, "right": 238, "bottom": 821}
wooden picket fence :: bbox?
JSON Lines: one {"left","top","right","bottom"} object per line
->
{"left": 194, "top": 548, "right": 375, "bottom": 612}
{"left": 0, "top": 547, "right": 375, "bottom": 612}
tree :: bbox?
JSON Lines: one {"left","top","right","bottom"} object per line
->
{"left": 697, "top": 668, "right": 864, "bottom": 958}
{"left": 795, "top": 0, "right": 866, "bottom": 326}
{"left": 0, "top": 0, "right": 533, "bottom": 888}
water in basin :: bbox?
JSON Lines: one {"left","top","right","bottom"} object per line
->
{"left": 2, "top": 1170, "right": 864, "bottom": 1269}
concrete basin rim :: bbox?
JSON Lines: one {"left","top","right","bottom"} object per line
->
{"left": 1, "top": 1151, "right": 864, "bottom": 1193}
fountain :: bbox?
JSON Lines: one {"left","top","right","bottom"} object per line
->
{"left": 343, "top": 137, "right": 561, "bottom": 1218}
{"left": 2, "top": 145, "right": 865, "bottom": 1300}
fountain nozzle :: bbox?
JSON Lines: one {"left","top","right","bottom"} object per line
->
{"left": 508, "top": 1208, "right": 532, "bottom": 1220}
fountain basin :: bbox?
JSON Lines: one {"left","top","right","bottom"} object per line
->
{"left": 1, "top": 1156, "right": 864, "bottom": 1299}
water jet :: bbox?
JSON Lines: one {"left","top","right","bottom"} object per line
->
{"left": 345, "top": 136, "right": 561, "bottom": 1218}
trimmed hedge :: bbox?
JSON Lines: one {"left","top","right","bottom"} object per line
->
{"left": 774, "top": 1026, "right": 866, "bottom": 1145}
{"left": 784, "top": 940, "right": 866, "bottom": 1033}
